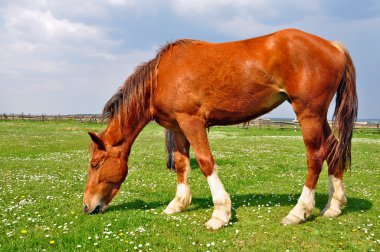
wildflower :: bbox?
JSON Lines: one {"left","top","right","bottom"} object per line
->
{"left": 49, "top": 240, "right": 55, "bottom": 245}
{"left": 21, "top": 230, "right": 27, "bottom": 234}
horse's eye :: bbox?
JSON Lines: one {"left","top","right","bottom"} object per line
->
{"left": 91, "top": 162, "right": 100, "bottom": 169}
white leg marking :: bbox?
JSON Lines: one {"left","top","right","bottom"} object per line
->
{"left": 205, "top": 168, "right": 231, "bottom": 230}
{"left": 163, "top": 183, "right": 191, "bottom": 214}
{"left": 320, "top": 175, "right": 346, "bottom": 217}
{"left": 163, "top": 161, "right": 191, "bottom": 214}
{"left": 282, "top": 186, "right": 315, "bottom": 225}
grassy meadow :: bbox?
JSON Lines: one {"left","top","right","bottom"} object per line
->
{"left": 0, "top": 120, "right": 379, "bottom": 251}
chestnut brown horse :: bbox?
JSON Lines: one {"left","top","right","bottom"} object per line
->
{"left": 83, "top": 29, "right": 357, "bottom": 230}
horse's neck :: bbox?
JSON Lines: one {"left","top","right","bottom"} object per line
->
{"left": 104, "top": 111, "right": 150, "bottom": 153}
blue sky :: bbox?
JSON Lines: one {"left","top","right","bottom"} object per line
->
{"left": 0, "top": 0, "right": 379, "bottom": 119}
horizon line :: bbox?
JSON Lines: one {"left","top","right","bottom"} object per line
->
{"left": 0, "top": 113, "right": 378, "bottom": 121}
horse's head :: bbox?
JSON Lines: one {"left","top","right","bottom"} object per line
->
{"left": 83, "top": 132, "right": 128, "bottom": 214}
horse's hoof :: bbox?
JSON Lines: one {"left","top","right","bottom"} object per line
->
{"left": 163, "top": 206, "right": 178, "bottom": 215}
{"left": 320, "top": 207, "right": 341, "bottom": 218}
{"left": 205, "top": 218, "right": 226, "bottom": 230}
{"left": 281, "top": 214, "right": 302, "bottom": 225}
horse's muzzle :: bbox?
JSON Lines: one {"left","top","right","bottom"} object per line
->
{"left": 83, "top": 204, "right": 102, "bottom": 214}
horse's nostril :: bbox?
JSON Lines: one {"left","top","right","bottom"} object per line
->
{"left": 83, "top": 204, "right": 89, "bottom": 213}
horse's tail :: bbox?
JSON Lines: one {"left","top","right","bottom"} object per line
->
{"left": 165, "top": 129, "right": 176, "bottom": 171}
{"left": 327, "top": 42, "right": 358, "bottom": 173}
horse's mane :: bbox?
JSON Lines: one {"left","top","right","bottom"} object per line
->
{"left": 103, "top": 39, "right": 201, "bottom": 119}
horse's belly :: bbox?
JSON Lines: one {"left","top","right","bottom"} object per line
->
{"left": 204, "top": 89, "right": 287, "bottom": 126}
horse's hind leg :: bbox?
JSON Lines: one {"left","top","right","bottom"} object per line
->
{"left": 163, "top": 131, "right": 192, "bottom": 214}
{"left": 176, "top": 114, "right": 231, "bottom": 230}
{"left": 320, "top": 120, "right": 347, "bottom": 217}
{"left": 282, "top": 113, "right": 326, "bottom": 225}
{"left": 165, "top": 129, "right": 175, "bottom": 170}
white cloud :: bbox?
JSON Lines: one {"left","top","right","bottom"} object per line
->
{"left": 12, "top": 41, "right": 40, "bottom": 52}
{"left": 171, "top": 0, "right": 320, "bottom": 19}
{"left": 169, "top": 0, "right": 323, "bottom": 39}
{"left": 172, "top": 0, "right": 265, "bottom": 16}
{"left": 106, "top": 0, "right": 138, "bottom": 6}
{"left": 1, "top": 4, "right": 119, "bottom": 77}
{"left": 0, "top": 0, "right": 379, "bottom": 117}
{"left": 4, "top": 7, "right": 107, "bottom": 43}
{"left": 0, "top": 1, "right": 157, "bottom": 114}
{"left": 216, "top": 16, "right": 283, "bottom": 38}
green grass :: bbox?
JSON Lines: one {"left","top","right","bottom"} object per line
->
{"left": 0, "top": 120, "right": 379, "bottom": 251}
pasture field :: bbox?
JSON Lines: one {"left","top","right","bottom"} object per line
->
{"left": 0, "top": 120, "right": 379, "bottom": 251}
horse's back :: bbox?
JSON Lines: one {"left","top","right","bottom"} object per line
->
{"left": 153, "top": 29, "right": 345, "bottom": 127}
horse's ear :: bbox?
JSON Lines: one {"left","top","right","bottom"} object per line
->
{"left": 88, "top": 132, "right": 105, "bottom": 150}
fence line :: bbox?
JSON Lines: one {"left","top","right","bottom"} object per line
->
{"left": 0, "top": 114, "right": 379, "bottom": 133}
{"left": 238, "top": 119, "right": 380, "bottom": 133}
{"left": 0, "top": 113, "right": 106, "bottom": 123}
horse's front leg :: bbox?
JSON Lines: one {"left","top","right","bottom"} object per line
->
{"left": 163, "top": 132, "right": 192, "bottom": 214}
{"left": 176, "top": 115, "right": 231, "bottom": 230}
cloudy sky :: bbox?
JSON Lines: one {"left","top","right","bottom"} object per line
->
{"left": 0, "top": 0, "right": 379, "bottom": 119}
